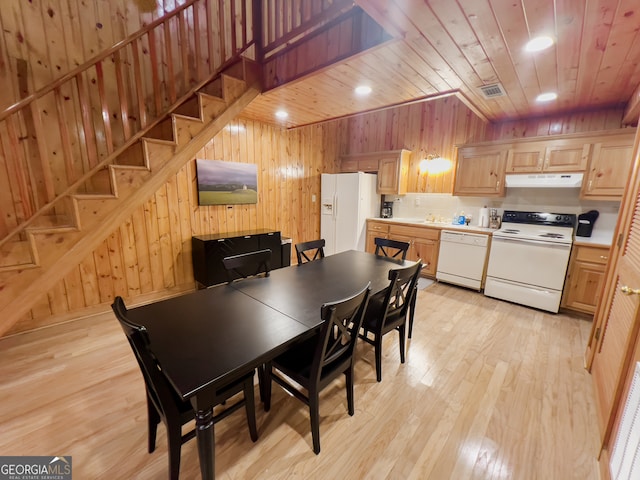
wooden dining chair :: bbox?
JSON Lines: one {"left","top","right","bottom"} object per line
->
{"left": 359, "top": 260, "right": 422, "bottom": 382}
{"left": 222, "top": 248, "right": 272, "bottom": 283}
{"left": 374, "top": 237, "right": 410, "bottom": 260}
{"left": 373, "top": 237, "right": 419, "bottom": 338}
{"left": 295, "top": 239, "right": 325, "bottom": 264}
{"left": 262, "top": 283, "right": 371, "bottom": 454}
{"left": 111, "top": 296, "right": 258, "bottom": 480}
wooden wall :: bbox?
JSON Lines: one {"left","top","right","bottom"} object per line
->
{"left": 7, "top": 100, "right": 631, "bottom": 336}
{"left": 345, "top": 96, "right": 490, "bottom": 193}
{"left": 345, "top": 100, "right": 629, "bottom": 194}
{"left": 0, "top": 0, "right": 193, "bottom": 113}
{"left": 8, "top": 116, "right": 348, "bottom": 335}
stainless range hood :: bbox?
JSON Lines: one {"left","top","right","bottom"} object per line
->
{"left": 505, "top": 173, "right": 584, "bottom": 188}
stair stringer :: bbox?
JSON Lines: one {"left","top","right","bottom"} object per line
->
{"left": 0, "top": 84, "right": 261, "bottom": 336}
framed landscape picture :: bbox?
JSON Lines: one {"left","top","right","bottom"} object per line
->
{"left": 195, "top": 159, "right": 258, "bottom": 205}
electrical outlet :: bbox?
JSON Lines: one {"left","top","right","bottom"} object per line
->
{"left": 415, "top": 198, "right": 421, "bottom": 206}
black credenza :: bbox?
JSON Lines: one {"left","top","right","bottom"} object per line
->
{"left": 192, "top": 229, "right": 290, "bottom": 287}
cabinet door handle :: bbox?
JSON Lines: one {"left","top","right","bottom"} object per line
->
{"left": 620, "top": 285, "right": 640, "bottom": 295}
{"left": 588, "top": 180, "right": 593, "bottom": 191}
{"left": 600, "top": 255, "right": 608, "bottom": 260}
{"left": 496, "top": 179, "right": 501, "bottom": 190}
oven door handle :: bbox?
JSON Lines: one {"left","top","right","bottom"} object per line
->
{"left": 492, "top": 236, "right": 571, "bottom": 249}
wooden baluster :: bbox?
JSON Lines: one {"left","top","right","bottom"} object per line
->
{"left": 178, "top": 9, "right": 190, "bottom": 89}
{"left": 219, "top": 0, "right": 227, "bottom": 63}
{"left": 75, "top": 72, "right": 99, "bottom": 169}
{"left": 206, "top": 0, "right": 215, "bottom": 69}
{"left": 147, "top": 27, "right": 162, "bottom": 116}
{"left": 52, "top": 87, "right": 77, "bottom": 187}
{"left": 4, "top": 116, "right": 34, "bottom": 221}
{"left": 193, "top": 2, "right": 203, "bottom": 80}
{"left": 114, "top": 50, "right": 132, "bottom": 141}
{"left": 274, "top": 0, "right": 281, "bottom": 42}
{"left": 95, "top": 60, "right": 114, "bottom": 155}
{"left": 240, "top": 0, "right": 248, "bottom": 50}
{"left": 130, "top": 37, "right": 148, "bottom": 129}
{"left": 230, "top": 0, "right": 238, "bottom": 54}
{"left": 26, "top": 99, "right": 56, "bottom": 203}
{"left": 164, "top": 20, "right": 177, "bottom": 104}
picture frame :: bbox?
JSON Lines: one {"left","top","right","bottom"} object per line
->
{"left": 195, "top": 159, "right": 258, "bottom": 205}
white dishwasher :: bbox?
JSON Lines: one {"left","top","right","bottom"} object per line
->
{"left": 436, "top": 230, "right": 490, "bottom": 291}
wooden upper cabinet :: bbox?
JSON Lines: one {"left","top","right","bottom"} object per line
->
{"left": 339, "top": 150, "right": 411, "bottom": 194}
{"left": 506, "top": 141, "right": 589, "bottom": 173}
{"left": 453, "top": 147, "right": 506, "bottom": 196}
{"left": 543, "top": 142, "right": 590, "bottom": 172}
{"left": 376, "top": 150, "right": 411, "bottom": 195}
{"left": 581, "top": 134, "right": 635, "bottom": 200}
{"left": 506, "top": 144, "right": 545, "bottom": 172}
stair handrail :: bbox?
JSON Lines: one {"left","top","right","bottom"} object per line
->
{"left": 0, "top": 0, "right": 256, "bottom": 251}
{"left": 0, "top": 0, "right": 199, "bottom": 122}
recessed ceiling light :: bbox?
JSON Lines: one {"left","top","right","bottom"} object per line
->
{"left": 355, "top": 85, "right": 372, "bottom": 96}
{"left": 536, "top": 92, "right": 558, "bottom": 102}
{"left": 275, "top": 110, "right": 288, "bottom": 119}
{"left": 525, "top": 36, "right": 554, "bottom": 52}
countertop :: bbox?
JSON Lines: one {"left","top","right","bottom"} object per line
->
{"left": 573, "top": 231, "right": 614, "bottom": 248}
{"left": 369, "top": 217, "right": 615, "bottom": 245}
{"left": 369, "top": 217, "right": 497, "bottom": 234}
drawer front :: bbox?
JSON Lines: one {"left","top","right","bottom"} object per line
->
{"left": 389, "top": 224, "right": 439, "bottom": 240}
{"left": 340, "top": 158, "right": 358, "bottom": 172}
{"left": 367, "top": 221, "right": 389, "bottom": 233}
{"left": 575, "top": 245, "right": 610, "bottom": 264}
{"left": 359, "top": 157, "right": 380, "bottom": 172}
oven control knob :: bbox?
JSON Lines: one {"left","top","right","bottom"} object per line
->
{"left": 556, "top": 215, "right": 561, "bottom": 221}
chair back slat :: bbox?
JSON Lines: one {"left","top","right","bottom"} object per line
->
{"left": 374, "top": 237, "right": 410, "bottom": 260}
{"left": 295, "top": 239, "right": 325, "bottom": 264}
{"left": 222, "top": 249, "right": 272, "bottom": 283}
{"left": 112, "top": 296, "right": 184, "bottom": 420}
{"left": 312, "top": 283, "right": 370, "bottom": 381}
{"left": 380, "top": 261, "right": 422, "bottom": 328}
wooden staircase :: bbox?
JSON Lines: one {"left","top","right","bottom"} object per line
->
{"left": 0, "top": 62, "right": 260, "bottom": 336}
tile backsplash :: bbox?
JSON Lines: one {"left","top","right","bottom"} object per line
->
{"left": 385, "top": 188, "right": 619, "bottom": 234}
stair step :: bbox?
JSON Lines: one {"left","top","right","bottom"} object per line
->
{"left": 76, "top": 167, "right": 115, "bottom": 196}
{"left": 174, "top": 96, "right": 201, "bottom": 118}
{"left": 146, "top": 117, "right": 175, "bottom": 141}
{"left": 173, "top": 114, "right": 205, "bottom": 146}
{"left": 198, "top": 93, "right": 227, "bottom": 122}
{"left": 29, "top": 213, "right": 75, "bottom": 230}
{"left": 221, "top": 74, "right": 247, "bottom": 102}
{"left": 115, "top": 142, "right": 147, "bottom": 167}
{"left": 0, "top": 238, "right": 37, "bottom": 270}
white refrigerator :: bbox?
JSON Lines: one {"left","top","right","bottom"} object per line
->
{"left": 320, "top": 172, "right": 380, "bottom": 256}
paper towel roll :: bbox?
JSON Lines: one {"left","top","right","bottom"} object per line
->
{"left": 478, "top": 207, "right": 489, "bottom": 228}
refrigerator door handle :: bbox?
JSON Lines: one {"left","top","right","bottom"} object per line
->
{"left": 333, "top": 194, "right": 338, "bottom": 220}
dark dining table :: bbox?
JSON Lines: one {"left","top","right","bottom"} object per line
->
{"left": 126, "top": 250, "right": 409, "bottom": 480}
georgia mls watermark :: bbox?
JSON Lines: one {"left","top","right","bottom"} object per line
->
{"left": 0, "top": 456, "right": 71, "bottom": 480}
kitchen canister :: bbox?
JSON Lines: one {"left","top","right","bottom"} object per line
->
{"left": 478, "top": 206, "right": 489, "bottom": 228}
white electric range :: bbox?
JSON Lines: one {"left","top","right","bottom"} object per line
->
{"left": 484, "top": 210, "right": 576, "bottom": 313}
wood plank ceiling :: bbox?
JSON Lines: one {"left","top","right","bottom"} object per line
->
{"left": 242, "top": 0, "right": 640, "bottom": 129}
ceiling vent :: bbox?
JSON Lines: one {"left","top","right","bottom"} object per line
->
{"left": 479, "top": 83, "right": 506, "bottom": 99}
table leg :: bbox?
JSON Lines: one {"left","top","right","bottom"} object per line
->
{"left": 195, "top": 407, "right": 215, "bottom": 479}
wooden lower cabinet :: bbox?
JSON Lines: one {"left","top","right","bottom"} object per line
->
{"left": 365, "top": 221, "right": 389, "bottom": 253}
{"left": 388, "top": 224, "right": 440, "bottom": 277}
{"left": 562, "top": 244, "right": 610, "bottom": 314}
{"left": 365, "top": 220, "right": 440, "bottom": 276}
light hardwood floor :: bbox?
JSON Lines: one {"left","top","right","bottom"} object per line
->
{"left": 0, "top": 283, "right": 600, "bottom": 479}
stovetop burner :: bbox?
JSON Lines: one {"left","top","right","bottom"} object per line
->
{"left": 494, "top": 210, "right": 576, "bottom": 245}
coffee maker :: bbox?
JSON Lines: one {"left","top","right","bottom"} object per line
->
{"left": 381, "top": 201, "right": 393, "bottom": 218}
